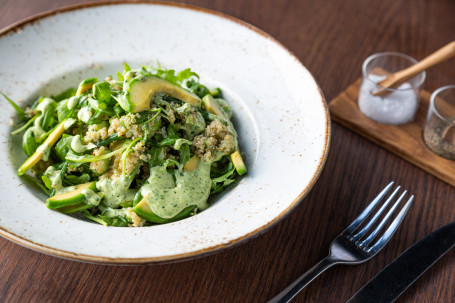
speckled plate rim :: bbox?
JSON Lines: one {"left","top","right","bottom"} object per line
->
{"left": 0, "top": 0, "right": 330, "bottom": 264}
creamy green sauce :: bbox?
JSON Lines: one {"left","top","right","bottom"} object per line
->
{"left": 182, "top": 113, "right": 206, "bottom": 138}
{"left": 173, "top": 138, "right": 192, "bottom": 150}
{"left": 77, "top": 107, "right": 92, "bottom": 122}
{"left": 57, "top": 185, "right": 78, "bottom": 195}
{"left": 43, "top": 166, "right": 82, "bottom": 194}
{"left": 64, "top": 118, "right": 76, "bottom": 130}
{"left": 140, "top": 160, "right": 211, "bottom": 219}
{"left": 29, "top": 97, "right": 56, "bottom": 139}
{"left": 96, "top": 176, "right": 136, "bottom": 208}
{"left": 71, "top": 135, "right": 88, "bottom": 153}
{"left": 67, "top": 96, "right": 79, "bottom": 110}
{"left": 175, "top": 103, "right": 206, "bottom": 138}
{"left": 44, "top": 166, "right": 63, "bottom": 191}
{"left": 36, "top": 97, "right": 54, "bottom": 112}
{"left": 82, "top": 188, "right": 101, "bottom": 206}
{"left": 37, "top": 143, "right": 51, "bottom": 161}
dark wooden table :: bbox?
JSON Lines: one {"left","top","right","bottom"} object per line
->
{"left": 1, "top": 0, "right": 454, "bottom": 302}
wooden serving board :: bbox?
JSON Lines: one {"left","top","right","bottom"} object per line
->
{"left": 329, "top": 78, "right": 455, "bottom": 187}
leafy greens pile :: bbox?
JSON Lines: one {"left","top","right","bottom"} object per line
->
{"left": 5, "top": 63, "right": 246, "bottom": 227}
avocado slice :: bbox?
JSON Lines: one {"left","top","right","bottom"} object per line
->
{"left": 58, "top": 202, "right": 92, "bottom": 214}
{"left": 76, "top": 78, "right": 97, "bottom": 96}
{"left": 119, "top": 75, "right": 201, "bottom": 113}
{"left": 17, "top": 120, "right": 67, "bottom": 176}
{"left": 133, "top": 198, "right": 196, "bottom": 224}
{"left": 46, "top": 181, "right": 97, "bottom": 209}
{"left": 230, "top": 150, "right": 247, "bottom": 175}
{"left": 184, "top": 155, "right": 199, "bottom": 172}
{"left": 202, "top": 95, "right": 224, "bottom": 117}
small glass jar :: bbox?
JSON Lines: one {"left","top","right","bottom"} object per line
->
{"left": 423, "top": 85, "right": 455, "bottom": 159}
{"left": 358, "top": 52, "right": 426, "bottom": 125}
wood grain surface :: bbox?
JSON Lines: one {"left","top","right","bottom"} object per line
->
{"left": 1, "top": 0, "right": 454, "bottom": 302}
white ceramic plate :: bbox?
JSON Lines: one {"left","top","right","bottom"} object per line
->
{"left": 0, "top": 2, "right": 329, "bottom": 263}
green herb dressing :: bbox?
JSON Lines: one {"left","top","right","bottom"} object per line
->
{"left": 140, "top": 160, "right": 211, "bottom": 219}
{"left": 77, "top": 107, "right": 92, "bottom": 122}
{"left": 37, "top": 143, "right": 51, "bottom": 161}
{"left": 29, "top": 97, "right": 56, "bottom": 138}
{"left": 43, "top": 166, "right": 78, "bottom": 194}
{"left": 180, "top": 112, "right": 206, "bottom": 138}
{"left": 96, "top": 176, "right": 136, "bottom": 208}
{"left": 173, "top": 138, "right": 192, "bottom": 150}
{"left": 81, "top": 188, "right": 101, "bottom": 206}
{"left": 71, "top": 135, "right": 88, "bottom": 153}
{"left": 43, "top": 166, "right": 63, "bottom": 191}
{"left": 64, "top": 118, "right": 76, "bottom": 130}
{"left": 67, "top": 96, "right": 79, "bottom": 110}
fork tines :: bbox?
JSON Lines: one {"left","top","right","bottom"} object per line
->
{"left": 343, "top": 181, "right": 414, "bottom": 253}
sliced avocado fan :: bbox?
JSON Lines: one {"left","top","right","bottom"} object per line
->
{"left": 118, "top": 75, "right": 201, "bottom": 113}
{"left": 46, "top": 181, "right": 97, "bottom": 209}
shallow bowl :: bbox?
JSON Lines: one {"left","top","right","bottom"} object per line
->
{"left": 0, "top": 2, "right": 330, "bottom": 263}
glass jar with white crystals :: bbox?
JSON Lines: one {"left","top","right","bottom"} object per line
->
{"left": 358, "top": 52, "right": 426, "bottom": 125}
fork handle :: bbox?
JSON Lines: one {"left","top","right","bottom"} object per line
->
{"left": 268, "top": 256, "right": 338, "bottom": 303}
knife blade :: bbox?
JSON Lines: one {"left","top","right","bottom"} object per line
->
{"left": 347, "top": 221, "right": 455, "bottom": 303}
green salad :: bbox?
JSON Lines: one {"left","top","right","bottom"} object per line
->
{"left": 5, "top": 63, "right": 246, "bottom": 227}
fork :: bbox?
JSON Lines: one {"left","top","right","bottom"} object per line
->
{"left": 269, "top": 181, "right": 414, "bottom": 303}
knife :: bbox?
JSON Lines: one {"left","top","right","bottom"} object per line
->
{"left": 347, "top": 221, "right": 455, "bottom": 303}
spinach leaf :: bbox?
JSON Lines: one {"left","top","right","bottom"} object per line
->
{"left": 148, "top": 146, "right": 166, "bottom": 167}
{"left": 123, "top": 62, "right": 131, "bottom": 73}
{"left": 65, "top": 173, "right": 90, "bottom": 185}
{"left": 49, "top": 162, "right": 68, "bottom": 197}
{"left": 133, "top": 191, "right": 143, "bottom": 207}
{"left": 92, "top": 81, "right": 112, "bottom": 104}
{"left": 96, "top": 133, "right": 122, "bottom": 147}
{"left": 167, "top": 123, "right": 176, "bottom": 136}
{"left": 177, "top": 68, "right": 199, "bottom": 82}
{"left": 99, "top": 215, "right": 129, "bottom": 227}
{"left": 41, "top": 162, "right": 66, "bottom": 190}
{"left": 40, "top": 101, "right": 57, "bottom": 131}
{"left": 66, "top": 143, "right": 128, "bottom": 163}
{"left": 136, "top": 109, "right": 161, "bottom": 125}
{"left": 21, "top": 174, "right": 51, "bottom": 196}
{"left": 211, "top": 162, "right": 236, "bottom": 194}
{"left": 55, "top": 134, "right": 73, "bottom": 161}
{"left": 83, "top": 210, "right": 108, "bottom": 226}
{"left": 22, "top": 128, "right": 37, "bottom": 156}
{"left": 57, "top": 100, "right": 72, "bottom": 122}
{"left": 185, "top": 79, "right": 210, "bottom": 98}
{"left": 158, "top": 135, "right": 179, "bottom": 146}
{"left": 1, "top": 92, "right": 26, "bottom": 121}
{"left": 179, "top": 143, "right": 190, "bottom": 166}
{"left": 113, "top": 104, "right": 125, "bottom": 117}
{"left": 11, "top": 115, "right": 39, "bottom": 136}
{"left": 88, "top": 97, "right": 115, "bottom": 117}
